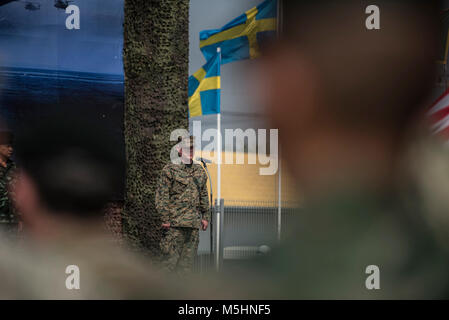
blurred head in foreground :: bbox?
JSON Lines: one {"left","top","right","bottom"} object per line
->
{"left": 259, "top": 0, "right": 440, "bottom": 199}
{"left": 13, "top": 113, "right": 124, "bottom": 240}
{"left": 0, "top": 113, "right": 200, "bottom": 299}
{"left": 234, "top": 0, "right": 449, "bottom": 299}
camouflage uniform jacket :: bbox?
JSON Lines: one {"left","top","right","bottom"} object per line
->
{"left": 0, "top": 160, "right": 17, "bottom": 224}
{"left": 155, "top": 162, "right": 210, "bottom": 228}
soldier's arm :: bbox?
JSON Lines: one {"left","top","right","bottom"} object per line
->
{"left": 199, "top": 172, "right": 210, "bottom": 222}
{"left": 155, "top": 166, "right": 172, "bottom": 224}
{"left": 0, "top": 176, "right": 8, "bottom": 214}
{"left": 0, "top": 164, "right": 16, "bottom": 220}
{"left": 6, "top": 164, "right": 18, "bottom": 221}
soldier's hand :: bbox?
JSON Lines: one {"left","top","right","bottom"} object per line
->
{"left": 201, "top": 220, "right": 208, "bottom": 231}
{"left": 162, "top": 223, "right": 170, "bottom": 229}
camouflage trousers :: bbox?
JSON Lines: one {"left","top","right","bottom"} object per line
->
{"left": 160, "top": 227, "right": 199, "bottom": 276}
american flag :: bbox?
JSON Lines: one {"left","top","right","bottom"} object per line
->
{"left": 429, "top": 87, "right": 449, "bottom": 140}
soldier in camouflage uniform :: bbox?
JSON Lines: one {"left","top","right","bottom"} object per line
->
{"left": 155, "top": 136, "right": 210, "bottom": 276}
{"left": 0, "top": 131, "right": 18, "bottom": 239}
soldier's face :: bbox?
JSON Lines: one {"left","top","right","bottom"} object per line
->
{"left": 179, "top": 145, "right": 194, "bottom": 163}
{"left": 0, "top": 144, "right": 13, "bottom": 160}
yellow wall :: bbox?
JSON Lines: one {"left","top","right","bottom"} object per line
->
{"left": 195, "top": 151, "right": 301, "bottom": 207}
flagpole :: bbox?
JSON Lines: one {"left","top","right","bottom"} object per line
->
{"left": 215, "top": 47, "right": 222, "bottom": 271}
{"left": 217, "top": 115, "right": 221, "bottom": 203}
{"left": 216, "top": 47, "right": 222, "bottom": 205}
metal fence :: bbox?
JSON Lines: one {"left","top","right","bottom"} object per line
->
{"left": 194, "top": 200, "right": 299, "bottom": 273}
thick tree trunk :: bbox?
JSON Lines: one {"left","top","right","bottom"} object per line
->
{"left": 123, "top": 0, "right": 189, "bottom": 256}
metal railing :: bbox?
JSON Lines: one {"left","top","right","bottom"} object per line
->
{"left": 194, "top": 199, "right": 299, "bottom": 273}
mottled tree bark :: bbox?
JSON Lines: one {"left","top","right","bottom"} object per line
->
{"left": 123, "top": 0, "right": 189, "bottom": 256}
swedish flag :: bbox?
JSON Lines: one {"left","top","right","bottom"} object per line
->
{"left": 200, "top": 0, "right": 277, "bottom": 65}
{"left": 188, "top": 52, "right": 221, "bottom": 118}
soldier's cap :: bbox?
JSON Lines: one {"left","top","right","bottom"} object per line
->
{"left": 177, "top": 135, "right": 195, "bottom": 148}
{"left": 0, "top": 131, "right": 13, "bottom": 145}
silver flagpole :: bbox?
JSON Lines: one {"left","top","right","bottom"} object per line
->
{"left": 215, "top": 47, "right": 222, "bottom": 271}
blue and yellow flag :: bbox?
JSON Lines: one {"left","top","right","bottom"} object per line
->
{"left": 188, "top": 52, "right": 221, "bottom": 118}
{"left": 200, "top": 0, "right": 277, "bottom": 65}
